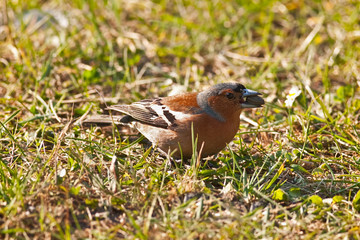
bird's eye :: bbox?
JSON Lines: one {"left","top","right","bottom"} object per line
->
{"left": 225, "top": 92, "right": 234, "bottom": 99}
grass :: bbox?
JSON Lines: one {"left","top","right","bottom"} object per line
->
{"left": 1, "top": 0, "right": 360, "bottom": 239}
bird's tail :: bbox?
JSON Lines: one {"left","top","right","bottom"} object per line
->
{"left": 82, "top": 115, "right": 125, "bottom": 126}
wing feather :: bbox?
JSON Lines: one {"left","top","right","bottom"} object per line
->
{"left": 106, "top": 96, "right": 199, "bottom": 129}
{"left": 106, "top": 99, "right": 169, "bottom": 129}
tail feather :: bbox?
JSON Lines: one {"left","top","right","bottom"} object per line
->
{"left": 82, "top": 115, "right": 125, "bottom": 126}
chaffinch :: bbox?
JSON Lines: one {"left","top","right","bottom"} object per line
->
{"left": 85, "top": 83, "right": 264, "bottom": 158}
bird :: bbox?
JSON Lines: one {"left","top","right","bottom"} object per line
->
{"left": 84, "top": 82, "right": 264, "bottom": 158}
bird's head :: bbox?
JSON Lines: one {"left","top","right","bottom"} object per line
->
{"left": 197, "top": 82, "right": 264, "bottom": 122}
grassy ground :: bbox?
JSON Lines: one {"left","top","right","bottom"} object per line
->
{"left": 1, "top": 0, "right": 360, "bottom": 239}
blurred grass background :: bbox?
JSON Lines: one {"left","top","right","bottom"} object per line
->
{"left": 1, "top": 0, "right": 360, "bottom": 239}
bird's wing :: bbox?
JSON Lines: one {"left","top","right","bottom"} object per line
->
{"left": 106, "top": 99, "right": 172, "bottom": 129}
{"left": 106, "top": 97, "right": 200, "bottom": 129}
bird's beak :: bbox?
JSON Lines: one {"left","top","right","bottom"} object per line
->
{"left": 241, "top": 89, "right": 265, "bottom": 108}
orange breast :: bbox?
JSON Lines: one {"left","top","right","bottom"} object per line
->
{"left": 175, "top": 111, "right": 241, "bottom": 158}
